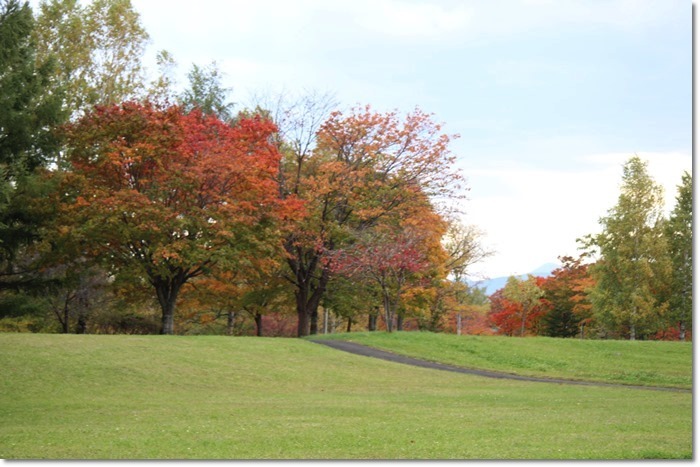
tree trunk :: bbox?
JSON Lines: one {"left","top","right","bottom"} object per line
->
{"left": 629, "top": 322, "right": 636, "bottom": 341}
{"left": 227, "top": 311, "right": 235, "bottom": 336}
{"left": 679, "top": 321, "right": 686, "bottom": 341}
{"left": 76, "top": 314, "right": 87, "bottom": 334}
{"left": 368, "top": 311, "right": 377, "bottom": 331}
{"left": 381, "top": 293, "right": 392, "bottom": 332}
{"left": 310, "top": 308, "right": 319, "bottom": 335}
{"left": 153, "top": 276, "right": 185, "bottom": 335}
{"left": 62, "top": 302, "right": 70, "bottom": 334}
{"left": 254, "top": 312, "right": 263, "bottom": 337}
{"left": 520, "top": 307, "right": 528, "bottom": 337}
{"left": 296, "top": 292, "right": 310, "bottom": 337}
{"left": 346, "top": 316, "right": 352, "bottom": 332}
{"left": 457, "top": 313, "right": 462, "bottom": 335}
{"left": 396, "top": 313, "right": 404, "bottom": 331}
{"left": 293, "top": 266, "right": 329, "bottom": 337}
{"left": 159, "top": 299, "right": 176, "bottom": 335}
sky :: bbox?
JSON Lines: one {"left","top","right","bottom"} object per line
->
{"left": 128, "top": 0, "right": 691, "bottom": 279}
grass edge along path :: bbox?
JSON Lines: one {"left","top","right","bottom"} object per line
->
{"left": 309, "top": 338, "right": 691, "bottom": 392}
{"left": 309, "top": 332, "right": 692, "bottom": 390}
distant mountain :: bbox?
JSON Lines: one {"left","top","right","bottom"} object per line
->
{"left": 529, "top": 262, "right": 561, "bottom": 277}
{"left": 468, "top": 262, "right": 560, "bottom": 296}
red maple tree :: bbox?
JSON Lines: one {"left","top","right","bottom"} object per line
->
{"left": 61, "top": 101, "right": 298, "bottom": 334}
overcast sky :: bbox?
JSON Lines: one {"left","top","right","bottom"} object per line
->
{"left": 129, "top": 0, "right": 691, "bottom": 279}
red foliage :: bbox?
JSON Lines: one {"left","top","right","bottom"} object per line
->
{"left": 488, "top": 284, "right": 548, "bottom": 336}
{"left": 259, "top": 313, "right": 298, "bottom": 337}
{"left": 540, "top": 256, "right": 595, "bottom": 327}
{"left": 61, "top": 101, "right": 303, "bottom": 333}
{"left": 329, "top": 230, "right": 430, "bottom": 279}
{"left": 653, "top": 326, "right": 692, "bottom": 341}
{"left": 488, "top": 290, "right": 523, "bottom": 336}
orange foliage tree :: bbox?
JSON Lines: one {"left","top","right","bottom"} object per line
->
{"left": 280, "top": 105, "right": 461, "bottom": 336}
{"left": 540, "top": 255, "right": 595, "bottom": 338}
{"left": 329, "top": 209, "right": 445, "bottom": 332}
{"left": 60, "top": 101, "right": 296, "bottom": 334}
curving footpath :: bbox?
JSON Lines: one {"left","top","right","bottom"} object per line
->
{"left": 310, "top": 339, "right": 691, "bottom": 393}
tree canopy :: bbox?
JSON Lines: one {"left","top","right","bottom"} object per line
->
{"left": 60, "top": 101, "right": 294, "bottom": 334}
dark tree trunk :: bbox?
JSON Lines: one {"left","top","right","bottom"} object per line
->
{"left": 153, "top": 274, "right": 186, "bottom": 335}
{"left": 368, "top": 310, "right": 377, "bottom": 331}
{"left": 346, "top": 316, "right": 352, "bottom": 332}
{"left": 62, "top": 302, "right": 70, "bottom": 334}
{"left": 254, "top": 312, "right": 263, "bottom": 337}
{"left": 310, "top": 308, "right": 319, "bottom": 335}
{"left": 291, "top": 260, "right": 329, "bottom": 337}
{"left": 159, "top": 297, "right": 176, "bottom": 335}
{"left": 296, "top": 291, "right": 310, "bottom": 337}
{"left": 396, "top": 313, "right": 404, "bottom": 331}
{"left": 285, "top": 232, "right": 335, "bottom": 338}
{"left": 76, "top": 314, "right": 87, "bottom": 334}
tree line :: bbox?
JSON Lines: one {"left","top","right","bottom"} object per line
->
{"left": 484, "top": 157, "right": 692, "bottom": 341}
{"left": 0, "top": 0, "right": 491, "bottom": 336}
{"left": 1, "top": 0, "right": 690, "bottom": 340}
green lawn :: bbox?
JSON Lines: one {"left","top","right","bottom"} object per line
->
{"left": 314, "top": 331, "right": 692, "bottom": 389}
{"left": 0, "top": 333, "right": 692, "bottom": 459}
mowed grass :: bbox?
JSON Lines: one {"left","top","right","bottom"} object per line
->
{"left": 0, "top": 333, "right": 692, "bottom": 459}
{"left": 315, "top": 332, "right": 692, "bottom": 389}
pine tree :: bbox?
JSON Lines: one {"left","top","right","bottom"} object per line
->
{"left": 665, "top": 172, "right": 692, "bottom": 340}
{"left": 0, "top": 0, "right": 66, "bottom": 290}
{"left": 0, "top": 0, "right": 65, "bottom": 171}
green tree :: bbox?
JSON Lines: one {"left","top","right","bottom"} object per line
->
{"left": 0, "top": 0, "right": 65, "bottom": 171}
{"left": 582, "top": 156, "right": 671, "bottom": 340}
{"left": 0, "top": 0, "right": 65, "bottom": 293}
{"left": 179, "top": 61, "right": 234, "bottom": 122}
{"left": 665, "top": 171, "right": 692, "bottom": 340}
{"left": 33, "top": 0, "right": 149, "bottom": 118}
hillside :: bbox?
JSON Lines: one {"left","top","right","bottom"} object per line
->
{"left": 0, "top": 333, "right": 692, "bottom": 459}
{"left": 314, "top": 332, "right": 692, "bottom": 389}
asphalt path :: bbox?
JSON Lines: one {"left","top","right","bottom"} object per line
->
{"left": 310, "top": 339, "right": 691, "bottom": 393}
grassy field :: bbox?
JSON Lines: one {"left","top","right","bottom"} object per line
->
{"left": 0, "top": 333, "right": 692, "bottom": 459}
{"left": 314, "top": 332, "right": 692, "bottom": 389}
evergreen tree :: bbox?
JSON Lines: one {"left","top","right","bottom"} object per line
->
{"left": 0, "top": 0, "right": 65, "bottom": 171}
{"left": 0, "top": 0, "right": 65, "bottom": 291}
{"left": 665, "top": 171, "right": 692, "bottom": 340}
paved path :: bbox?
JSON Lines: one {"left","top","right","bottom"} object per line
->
{"left": 310, "top": 339, "right": 690, "bottom": 393}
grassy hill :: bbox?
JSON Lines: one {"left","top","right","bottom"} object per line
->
{"left": 0, "top": 333, "right": 692, "bottom": 459}
{"left": 313, "top": 332, "right": 692, "bottom": 389}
